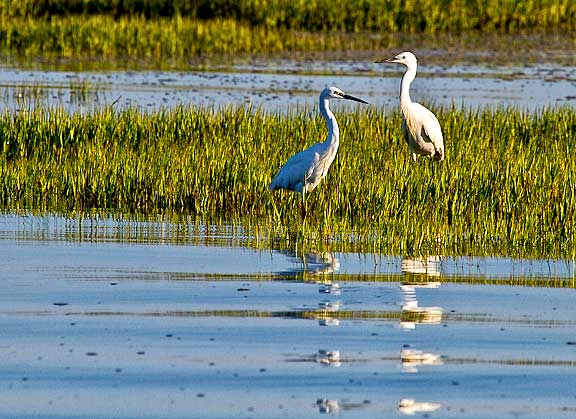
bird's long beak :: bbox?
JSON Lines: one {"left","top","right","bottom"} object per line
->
{"left": 374, "top": 57, "right": 395, "bottom": 63}
{"left": 342, "top": 93, "right": 369, "bottom": 104}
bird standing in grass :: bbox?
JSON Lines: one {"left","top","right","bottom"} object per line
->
{"left": 375, "top": 52, "right": 445, "bottom": 162}
{"left": 268, "top": 86, "right": 368, "bottom": 198}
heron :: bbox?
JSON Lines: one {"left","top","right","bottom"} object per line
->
{"left": 375, "top": 51, "right": 445, "bottom": 162}
{"left": 268, "top": 86, "right": 368, "bottom": 199}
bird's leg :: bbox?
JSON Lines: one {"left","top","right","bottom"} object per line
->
{"left": 409, "top": 144, "right": 417, "bottom": 161}
{"left": 300, "top": 190, "right": 307, "bottom": 222}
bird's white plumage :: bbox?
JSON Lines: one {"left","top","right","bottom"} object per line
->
{"left": 269, "top": 86, "right": 367, "bottom": 194}
{"left": 377, "top": 51, "right": 445, "bottom": 161}
{"left": 269, "top": 142, "right": 333, "bottom": 193}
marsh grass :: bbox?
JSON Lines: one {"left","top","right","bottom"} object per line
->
{"left": 68, "top": 79, "right": 100, "bottom": 104}
{"left": 12, "top": 83, "right": 47, "bottom": 101}
{"left": 0, "top": 4, "right": 575, "bottom": 61}
{"left": 4, "top": 0, "right": 576, "bottom": 32}
{"left": 0, "top": 105, "right": 575, "bottom": 256}
{"left": 0, "top": 15, "right": 362, "bottom": 58}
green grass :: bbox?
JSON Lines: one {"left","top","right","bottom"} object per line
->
{"left": 1, "top": 105, "right": 575, "bottom": 257}
{"left": 3, "top": 0, "right": 576, "bottom": 32}
{"left": 0, "top": 1, "right": 575, "bottom": 61}
{"left": 0, "top": 15, "right": 372, "bottom": 59}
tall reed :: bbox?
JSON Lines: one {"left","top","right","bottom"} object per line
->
{"left": 1, "top": 106, "right": 575, "bottom": 256}
{"left": 1, "top": 12, "right": 574, "bottom": 61}
{"left": 0, "top": 15, "right": 373, "bottom": 58}
{"left": 3, "top": 0, "right": 575, "bottom": 32}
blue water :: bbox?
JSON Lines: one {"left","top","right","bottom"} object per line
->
{"left": 1, "top": 213, "right": 572, "bottom": 281}
{"left": 0, "top": 213, "right": 575, "bottom": 418}
{"left": 1, "top": 59, "right": 575, "bottom": 113}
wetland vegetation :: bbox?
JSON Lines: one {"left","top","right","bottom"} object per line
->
{"left": 5, "top": 0, "right": 576, "bottom": 32}
{"left": 1, "top": 105, "right": 574, "bottom": 257}
{"left": 0, "top": 1, "right": 574, "bottom": 258}
{"left": 0, "top": 0, "right": 575, "bottom": 63}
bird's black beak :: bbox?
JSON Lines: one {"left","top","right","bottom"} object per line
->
{"left": 374, "top": 57, "right": 395, "bottom": 63}
{"left": 342, "top": 93, "right": 369, "bottom": 104}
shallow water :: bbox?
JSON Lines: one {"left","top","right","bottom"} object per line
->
{"left": 2, "top": 213, "right": 573, "bottom": 281}
{"left": 1, "top": 213, "right": 575, "bottom": 418}
{"left": 2, "top": 31, "right": 575, "bottom": 113}
{"left": 2, "top": 58, "right": 575, "bottom": 113}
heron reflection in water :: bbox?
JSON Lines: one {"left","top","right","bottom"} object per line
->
{"left": 401, "top": 348, "right": 443, "bottom": 373}
{"left": 401, "top": 255, "right": 442, "bottom": 277}
{"left": 278, "top": 250, "right": 340, "bottom": 276}
{"left": 316, "top": 398, "right": 371, "bottom": 414}
{"left": 399, "top": 283, "right": 443, "bottom": 329}
{"left": 398, "top": 399, "right": 442, "bottom": 415}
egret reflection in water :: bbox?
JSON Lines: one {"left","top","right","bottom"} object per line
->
{"left": 398, "top": 399, "right": 442, "bottom": 415}
{"left": 401, "top": 255, "right": 443, "bottom": 276}
{"left": 277, "top": 249, "right": 342, "bottom": 302}
{"left": 318, "top": 300, "right": 341, "bottom": 312}
{"left": 316, "top": 399, "right": 340, "bottom": 414}
{"left": 399, "top": 255, "right": 443, "bottom": 328}
{"left": 317, "top": 317, "right": 341, "bottom": 327}
{"left": 277, "top": 250, "right": 340, "bottom": 276}
{"left": 401, "top": 348, "right": 443, "bottom": 372}
{"left": 285, "top": 349, "right": 342, "bottom": 367}
{"left": 317, "top": 293, "right": 342, "bottom": 326}
{"left": 399, "top": 282, "right": 443, "bottom": 329}
{"left": 316, "top": 398, "right": 371, "bottom": 414}
{"left": 315, "top": 349, "right": 342, "bottom": 367}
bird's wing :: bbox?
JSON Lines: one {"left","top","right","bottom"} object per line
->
{"left": 269, "top": 145, "right": 321, "bottom": 192}
{"left": 413, "top": 103, "right": 444, "bottom": 151}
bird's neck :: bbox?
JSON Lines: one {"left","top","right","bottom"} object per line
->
{"left": 320, "top": 97, "right": 339, "bottom": 146}
{"left": 400, "top": 65, "right": 416, "bottom": 106}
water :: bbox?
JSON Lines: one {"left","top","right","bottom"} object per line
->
{"left": 1, "top": 213, "right": 575, "bottom": 418}
{"left": 2, "top": 58, "right": 575, "bottom": 113}
{"left": 2, "top": 32, "right": 574, "bottom": 113}
{"left": 2, "top": 213, "right": 572, "bottom": 281}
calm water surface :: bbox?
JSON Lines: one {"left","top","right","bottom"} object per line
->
{"left": 2, "top": 32, "right": 575, "bottom": 113}
{"left": 1, "top": 213, "right": 575, "bottom": 418}
{"left": 2, "top": 52, "right": 575, "bottom": 113}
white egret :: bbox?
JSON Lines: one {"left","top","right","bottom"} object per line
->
{"left": 375, "top": 52, "right": 445, "bottom": 162}
{"left": 268, "top": 86, "right": 368, "bottom": 196}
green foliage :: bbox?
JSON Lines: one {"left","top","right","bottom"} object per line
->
{"left": 0, "top": 1, "right": 574, "bottom": 59}
{"left": 1, "top": 106, "right": 575, "bottom": 256}
{"left": 0, "top": 15, "right": 373, "bottom": 58}
{"left": 2, "top": 0, "right": 575, "bottom": 32}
